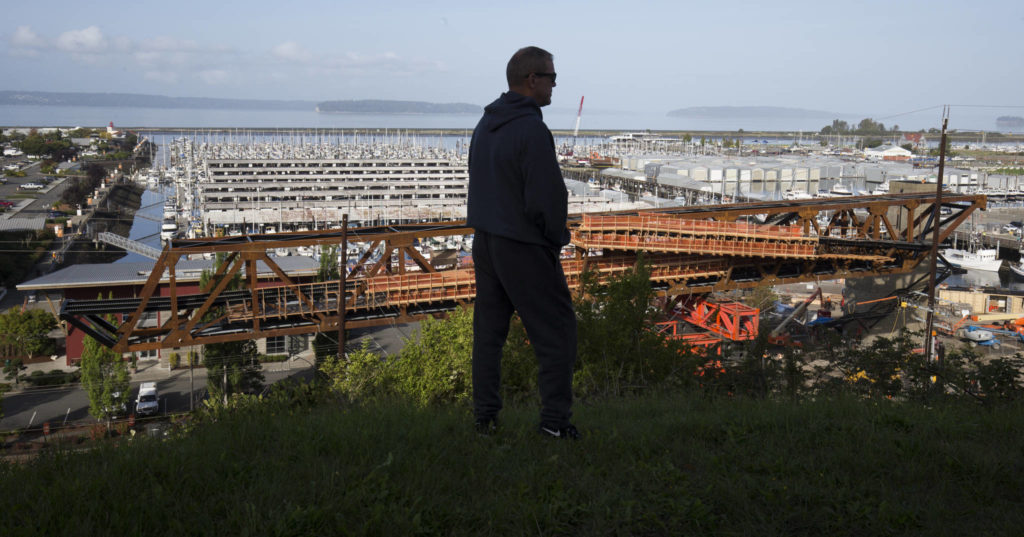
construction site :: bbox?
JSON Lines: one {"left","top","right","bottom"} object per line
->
{"left": 46, "top": 186, "right": 1013, "bottom": 367}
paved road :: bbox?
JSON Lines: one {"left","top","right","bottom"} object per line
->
{"left": 0, "top": 362, "right": 315, "bottom": 431}
{"left": 0, "top": 160, "right": 66, "bottom": 215}
{"left": 0, "top": 324, "right": 417, "bottom": 431}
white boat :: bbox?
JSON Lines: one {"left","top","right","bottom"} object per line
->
{"left": 829, "top": 184, "right": 853, "bottom": 196}
{"left": 1010, "top": 262, "right": 1024, "bottom": 279}
{"left": 942, "top": 248, "right": 1002, "bottom": 272}
{"left": 160, "top": 217, "right": 178, "bottom": 240}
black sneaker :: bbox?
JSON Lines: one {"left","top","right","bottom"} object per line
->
{"left": 474, "top": 417, "right": 498, "bottom": 436}
{"left": 538, "top": 423, "right": 581, "bottom": 440}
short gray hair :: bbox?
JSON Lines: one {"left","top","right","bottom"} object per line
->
{"left": 506, "top": 46, "right": 553, "bottom": 88}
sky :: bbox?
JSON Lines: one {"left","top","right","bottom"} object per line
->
{"left": 2, "top": 0, "right": 1023, "bottom": 127}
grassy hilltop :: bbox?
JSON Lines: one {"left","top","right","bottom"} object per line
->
{"left": 4, "top": 265, "right": 1024, "bottom": 535}
{"left": 2, "top": 393, "right": 1023, "bottom": 536}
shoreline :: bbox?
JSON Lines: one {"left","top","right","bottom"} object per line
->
{"left": 4, "top": 124, "right": 1022, "bottom": 143}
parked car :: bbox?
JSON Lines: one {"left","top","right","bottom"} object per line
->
{"left": 135, "top": 382, "right": 159, "bottom": 416}
{"left": 18, "top": 183, "right": 44, "bottom": 190}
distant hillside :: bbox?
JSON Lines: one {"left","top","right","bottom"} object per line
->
{"left": 0, "top": 91, "right": 315, "bottom": 111}
{"left": 316, "top": 100, "right": 480, "bottom": 115}
{"left": 667, "top": 106, "right": 847, "bottom": 119}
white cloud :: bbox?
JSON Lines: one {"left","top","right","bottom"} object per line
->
{"left": 199, "top": 69, "right": 229, "bottom": 85}
{"left": 11, "top": 26, "right": 46, "bottom": 49}
{"left": 55, "top": 26, "right": 107, "bottom": 54}
{"left": 272, "top": 41, "right": 312, "bottom": 63}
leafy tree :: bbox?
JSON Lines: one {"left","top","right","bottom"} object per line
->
{"left": 3, "top": 358, "right": 26, "bottom": 386}
{"left": 67, "top": 127, "right": 95, "bottom": 139}
{"left": 200, "top": 253, "right": 263, "bottom": 402}
{"left": 0, "top": 309, "right": 57, "bottom": 361}
{"left": 742, "top": 285, "right": 779, "bottom": 311}
{"left": 574, "top": 258, "right": 699, "bottom": 397}
{"left": 16, "top": 130, "right": 74, "bottom": 160}
{"left": 975, "top": 353, "right": 1024, "bottom": 403}
{"left": 820, "top": 119, "right": 850, "bottom": 135}
{"left": 390, "top": 307, "right": 476, "bottom": 406}
{"left": 204, "top": 339, "right": 263, "bottom": 402}
{"left": 320, "top": 339, "right": 394, "bottom": 402}
{"left": 857, "top": 118, "right": 887, "bottom": 135}
{"left": 314, "top": 245, "right": 341, "bottom": 368}
{"left": 0, "top": 383, "right": 8, "bottom": 418}
{"left": 80, "top": 333, "right": 130, "bottom": 426}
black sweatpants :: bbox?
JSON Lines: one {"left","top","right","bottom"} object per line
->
{"left": 471, "top": 230, "right": 577, "bottom": 428}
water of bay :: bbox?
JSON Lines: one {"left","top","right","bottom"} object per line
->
{"left": 2, "top": 104, "right": 999, "bottom": 132}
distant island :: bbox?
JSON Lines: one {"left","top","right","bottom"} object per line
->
{"left": 996, "top": 116, "right": 1024, "bottom": 130}
{"left": 316, "top": 100, "right": 480, "bottom": 115}
{"left": 0, "top": 91, "right": 315, "bottom": 111}
{"left": 667, "top": 106, "right": 848, "bottom": 120}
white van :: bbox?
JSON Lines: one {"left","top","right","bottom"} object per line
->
{"left": 135, "top": 382, "right": 159, "bottom": 416}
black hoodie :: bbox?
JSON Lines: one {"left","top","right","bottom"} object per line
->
{"left": 467, "top": 91, "right": 570, "bottom": 248}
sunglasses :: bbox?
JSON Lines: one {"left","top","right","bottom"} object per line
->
{"left": 530, "top": 72, "right": 557, "bottom": 83}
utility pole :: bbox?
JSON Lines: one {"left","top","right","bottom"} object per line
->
{"left": 337, "top": 214, "right": 348, "bottom": 360}
{"left": 924, "top": 106, "right": 950, "bottom": 369}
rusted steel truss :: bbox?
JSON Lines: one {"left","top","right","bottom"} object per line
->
{"left": 60, "top": 192, "right": 985, "bottom": 352}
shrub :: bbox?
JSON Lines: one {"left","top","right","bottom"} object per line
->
{"left": 22, "top": 369, "right": 80, "bottom": 387}
{"left": 259, "top": 354, "right": 289, "bottom": 363}
{"left": 168, "top": 352, "right": 180, "bottom": 369}
{"left": 975, "top": 353, "right": 1024, "bottom": 403}
{"left": 389, "top": 307, "right": 476, "bottom": 406}
{"left": 574, "top": 259, "right": 701, "bottom": 398}
{"left": 320, "top": 339, "right": 394, "bottom": 402}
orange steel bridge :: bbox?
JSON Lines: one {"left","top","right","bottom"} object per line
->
{"left": 60, "top": 192, "right": 985, "bottom": 353}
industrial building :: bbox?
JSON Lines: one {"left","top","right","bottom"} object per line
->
{"left": 608, "top": 155, "right": 1000, "bottom": 199}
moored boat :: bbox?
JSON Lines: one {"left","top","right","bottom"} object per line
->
{"left": 1010, "top": 261, "right": 1024, "bottom": 279}
{"left": 942, "top": 248, "right": 1002, "bottom": 272}
{"left": 160, "top": 217, "right": 178, "bottom": 241}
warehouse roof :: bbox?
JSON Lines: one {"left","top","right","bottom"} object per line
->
{"left": 17, "top": 256, "right": 319, "bottom": 291}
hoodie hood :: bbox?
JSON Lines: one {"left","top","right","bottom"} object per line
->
{"left": 480, "top": 91, "right": 542, "bottom": 132}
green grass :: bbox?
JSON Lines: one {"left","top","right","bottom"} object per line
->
{"left": 3, "top": 393, "right": 1023, "bottom": 536}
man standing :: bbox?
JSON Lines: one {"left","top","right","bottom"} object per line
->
{"left": 467, "top": 46, "right": 579, "bottom": 439}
